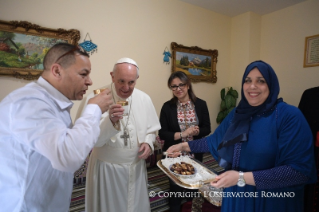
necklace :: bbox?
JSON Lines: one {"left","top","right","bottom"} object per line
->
{"left": 111, "top": 83, "right": 132, "bottom": 146}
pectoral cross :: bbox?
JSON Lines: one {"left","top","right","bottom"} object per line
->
{"left": 120, "top": 130, "right": 129, "bottom": 146}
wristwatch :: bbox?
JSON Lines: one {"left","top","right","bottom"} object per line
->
{"left": 237, "top": 171, "right": 246, "bottom": 187}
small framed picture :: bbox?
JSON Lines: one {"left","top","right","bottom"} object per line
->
{"left": 303, "top": 34, "right": 319, "bottom": 68}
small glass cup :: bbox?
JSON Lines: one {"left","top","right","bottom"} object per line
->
{"left": 93, "top": 88, "right": 106, "bottom": 95}
{"left": 117, "top": 100, "right": 129, "bottom": 116}
{"left": 199, "top": 180, "right": 223, "bottom": 206}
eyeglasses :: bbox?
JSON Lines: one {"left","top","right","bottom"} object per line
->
{"left": 55, "top": 46, "right": 80, "bottom": 64}
{"left": 170, "top": 83, "right": 186, "bottom": 91}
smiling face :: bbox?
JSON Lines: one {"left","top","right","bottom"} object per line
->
{"left": 243, "top": 68, "right": 269, "bottom": 106}
{"left": 170, "top": 77, "right": 189, "bottom": 102}
{"left": 111, "top": 63, "right": 138, "bottom": 99}
{"left": 59, "top": 54, "right": 92, "bottom": 100}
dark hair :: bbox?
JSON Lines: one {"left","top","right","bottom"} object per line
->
{"left": 43, "top": 43, "right": 89, "bottom": 71}
{"left": 167, "top": 71, "right": 197, "bottom": 104}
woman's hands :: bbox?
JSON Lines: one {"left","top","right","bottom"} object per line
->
{"left": 183, "top": 126, "right": 200, "bottom": 137}
{"left": 210, "top": 170, "right": 239, "bottom": 189}
{"left": 210, "top": 171, "right": 255, "bottom": 189}
{"left": 166, "top": 142, "right": 191, "bottom": 157}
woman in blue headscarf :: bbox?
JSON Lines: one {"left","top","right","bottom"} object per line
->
{"left": 167, "top": 60, "right": 317, "bottom": 212}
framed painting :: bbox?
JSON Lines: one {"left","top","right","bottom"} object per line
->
{"left": 303, "top": 34, "right": 319, "bottom": 67}
{"left": 0, "top": 20, "right": 80, "bottom": 80}
{"left": 171, "top": 42, "right": 218, "bottom": 83}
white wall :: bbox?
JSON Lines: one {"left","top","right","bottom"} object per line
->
{"left": 0, "top": 0, "right": 318, "bottom": 132}
{"left": 0, "top": 0, "right": 232, "bottom": 131}
{"left": 260, "top": 0, "right": 319, "bottom": 106}
{"left": 229, "top": 12, "right": 261, "bottom": 101}
{"left": 228, "top": 0, "right": 319, "bottom": 107}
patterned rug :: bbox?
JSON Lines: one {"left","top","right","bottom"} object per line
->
{"left": 69, "top": 152, "right": 223, "bottom": 212}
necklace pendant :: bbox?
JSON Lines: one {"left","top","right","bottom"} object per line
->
{"left": 120, "top": 130, "right": 129, "bottom": 146}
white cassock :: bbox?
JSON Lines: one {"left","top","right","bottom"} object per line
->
{"left": 84, "top": 83, "right": 161, "bottom": 212}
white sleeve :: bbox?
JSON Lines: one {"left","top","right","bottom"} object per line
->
{"left": 12, "top": 98, "right": 102, "bottom": 173}
{"left": 143, "top": 133, "right": 156, "bottom": 152}
{"left": 94, "top": 112, "right": 120, "bottom": 147}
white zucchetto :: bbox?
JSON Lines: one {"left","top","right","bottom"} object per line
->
{"left": 115, "top": 57, "right": 139, "bottom": 70}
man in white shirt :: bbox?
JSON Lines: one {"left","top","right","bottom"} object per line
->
{"left": 84, "top": 58, "right": 161, "bottom": 212}
{"left": 0, "top": 43, "right": 113, "bottom": 212}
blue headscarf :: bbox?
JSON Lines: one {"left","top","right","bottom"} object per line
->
{"left": 218, "top": 60, "right": 283, "bottom": 170}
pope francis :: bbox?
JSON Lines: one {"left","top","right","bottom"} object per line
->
{"left": 83, "top": 58, "right": 161, "bottom": 212}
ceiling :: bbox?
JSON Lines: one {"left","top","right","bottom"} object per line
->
{"left": 180, "top": 0, "right": 307, "bottom": 17}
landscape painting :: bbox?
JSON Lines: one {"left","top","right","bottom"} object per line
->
{"left": 171, "top": 42, "right": 218, "bottom": 83}
{"left": 0, "top": 31, "right": 66, "bottom": 70}
{"left": 175, "top": 52, "right": 212, "bottom": 76}
{"left": 0, "top": 20, "right": 80, "bottom": 80}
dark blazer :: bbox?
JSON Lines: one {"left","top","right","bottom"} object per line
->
{"left": 298, "top": 86, "right": 319, "bottom": 140}
{"left": 159, "top": 97, "right": 211, "bottom": 152}
{"left": 298, "top": 86, "right": 319, "bottom": 212}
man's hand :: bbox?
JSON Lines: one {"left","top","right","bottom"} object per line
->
{"left": 138, "top": 143, "right": 152, "bottom": 160}
{"left": 88, "top": 88, "right": 113, "bottom": 113}
{"left": 108, "top": 104, "right": 124, "bottom": 123}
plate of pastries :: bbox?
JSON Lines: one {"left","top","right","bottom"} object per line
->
{"left": 169, "top": 162, "right": 197, "bottom": 179}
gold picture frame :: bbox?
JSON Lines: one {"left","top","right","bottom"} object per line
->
{"left": 171, "top": 42, "right": 218, "bottom": 83}
{"left": 303, "top": 34, "right": 319, "bottom": 68}
{"left": 0, "top": 20, "right": 80, "bottom": 80}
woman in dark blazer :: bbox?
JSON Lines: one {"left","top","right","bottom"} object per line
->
{"left": 159, "top": 71, "right": 211, "bottom": 211}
